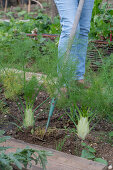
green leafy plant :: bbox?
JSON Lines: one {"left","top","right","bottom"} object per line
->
{"left": 49, "top": 16, "right": 61, "bottom": 34}
{"left": 16, "top": 76, "right": 49, "bottom": 129}
{"left": 0, "top": 10, "right": 60, "bottom": 35}
{"left": 92, "top": 0, "right": 103, "bottom": 17}
{"left": 0, "top": 130, "right": 11, "bottom": 151}
{"left": 90, "top": 2, "right": 113, "bottom": 39}
{"left": 35, "top": 13, "right": 52, "bottom": 33}
{"left": 81, "top": 142, "right": 108, "bottom": 165}
{"left": 18, "top": 11, "right": 27, "bottom": 17}
{"left": 23, "top": 76, "right": 40, "bottom": 128}
{"left": 0, "top": 130, "right": 52, "bottom": 170}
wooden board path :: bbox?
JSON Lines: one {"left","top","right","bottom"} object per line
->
{"left": 0, "top": 138, "right": 107, "bottom": 170}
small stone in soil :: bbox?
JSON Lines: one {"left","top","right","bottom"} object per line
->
{"left": 9, "top": 130, "right": 13, "bottom": 135}
{"left": 108, "top": 165, "right": 112, "bottom": 170}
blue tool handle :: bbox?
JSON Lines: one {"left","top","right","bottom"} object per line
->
{"left": 45, "top": 97, "right": 57, "bottom": 131}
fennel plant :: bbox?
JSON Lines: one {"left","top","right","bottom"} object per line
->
{"left": 21, "top": 76, "right": 49, "bottom": 128}
{"left": 23, "top": 76, "right": 38, "bottom": 128}
{"left": 67, "top": 105, "right": 96, "bottom": 140}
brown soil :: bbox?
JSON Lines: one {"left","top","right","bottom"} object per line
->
{"left": 0, "top": 84, "right": 113, "bottom": 166}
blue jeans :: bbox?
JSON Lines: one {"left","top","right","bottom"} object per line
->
{"left": 54, "top": 0, "right": 94, "bottom": 80}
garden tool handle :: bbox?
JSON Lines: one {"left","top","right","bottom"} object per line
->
{"left": 70, "top": 0, "right": 85, "bottom": 40}
{"left": 65, "top": 0, "right": 85, "bottom": 63}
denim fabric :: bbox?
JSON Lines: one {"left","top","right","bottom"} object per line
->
{"left": 54, "top": 0, "right": 94, "bottom": 80}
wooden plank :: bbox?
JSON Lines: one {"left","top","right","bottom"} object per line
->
{"left": 0, "top": 138, "right": 107, "bottom": 170}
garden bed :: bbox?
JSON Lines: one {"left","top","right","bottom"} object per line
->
{"left": 0, "top": 83, "right": 113, "bottom": 166}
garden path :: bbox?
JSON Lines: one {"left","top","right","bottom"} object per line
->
{"left": 0, "top": 68, "right": 46, "bottom": 83}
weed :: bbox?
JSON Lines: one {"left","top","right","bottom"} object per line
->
{"left": 0, "top": 99, "right": 9, "bottom": 115}
{"left": 0, "top": 70, "right": 23, "bottom": 100}
{"left": 98, "top": 131, "right": 113, "bottom": 145}
{"left": 56, "top": 136, "right": 69, "bottom": 151}
{"left": 81, "top": 142, "right": 108, "bottom": 165}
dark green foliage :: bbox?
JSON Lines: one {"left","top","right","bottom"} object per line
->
{"left": 0, "top": 130, "right": 52, "bottom": 170}
{"left": 90, "top": 2, "right": 113, "bottom": 39}
{"left": 0, "top": 147, "right": 52, "bottom": 170}
{"left": 92, "top": 0, "right": 103, "bottom": 17}
{"left": 35, "top": 13, "right": 52, "bottom": 33}
{"left": 49, "top": 16, "right": 61, "bottom": 34}
{"left": 0, "top": 12, "right": 60, "bottom": 34}
{"left": 0, "top": 130, "right": 11, "bottom": 151}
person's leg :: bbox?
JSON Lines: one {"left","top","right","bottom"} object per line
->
{"left": 75, "top": 0, "right": 94, "bottom": 80}
{"left": 54, "top": 0, "right": 79, "bottom": 79}
{"left": 54, "top": 0, "right": 94, "bottom": 83}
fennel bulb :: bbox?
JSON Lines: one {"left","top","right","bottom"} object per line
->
{"left": 77, "top": 116, "right": 89, "bottom": 140}
{"left": 24, "top": 107, "right": 34, "bottom": 128}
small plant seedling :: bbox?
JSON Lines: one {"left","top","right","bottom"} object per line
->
{"left": 108, "top": 131, "right": 113, "bottom": 144}
{"left": 56, "top": 136, "right": 69, "bottom": 151}
{"left": 109, "top": 131, "right": 113, "bottom": 138}
{"left": 81, "top": 142, "right": 96, "bottom": 159}
{"left": 81, "top": 142, "right": 108, "bottom": 165}
{"left": 0, "top": 99, "right": 9, "bottom": 115}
